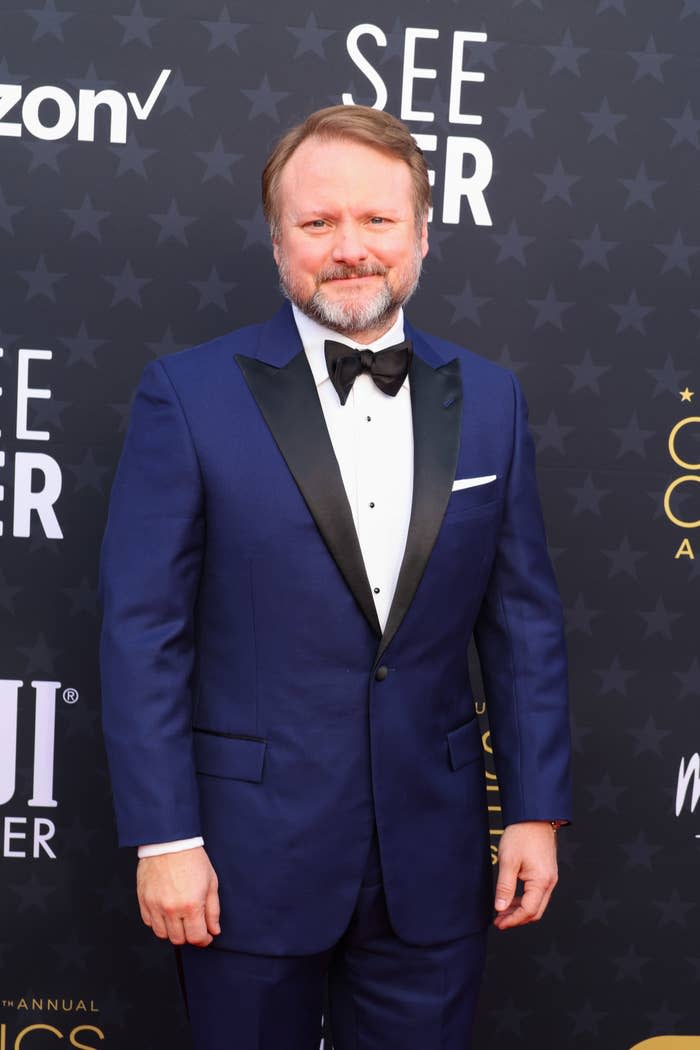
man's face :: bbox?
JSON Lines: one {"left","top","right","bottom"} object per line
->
{"left": 272, "top": 136, "right": 429, "bottom": 341}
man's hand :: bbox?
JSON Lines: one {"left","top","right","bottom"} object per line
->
{"left": 137, "top": 846, "right": 221, "bottom": 947}
{"left": 493, "top": 821, "right": 558, "bottom": 930}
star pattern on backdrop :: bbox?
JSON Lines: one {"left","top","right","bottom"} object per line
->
{"left": 565, "top": 349, "right": 610, "bottom": 393}
{"left": 611, "top": 290, "right": 655, "bottom": 333}
{"left": 241, "top": 75, "right": 290, "bottom": 121}
{"left": 569, "top": 1001, "right": 608, "bottom": 1037}
{"left": 491, "top": 219, "right": 535, "bottom": 265}
{"left": 531, "top": 411, "right": 574, "bottom": 454}
{"left": 535, "top": 158, "right": 582, "bottom": 205}
{"left": 190, "top": 266, "right": 237, "bottom": 311}
{"left": 26, "top": 0, "right": 75, "bottom": 41}
{"left": 565, "top": 594, "right": 601, "bottom": 636}
{"left": 620, "top": 162, "right": 665, "bottom": 209}
{"left": 195, "top": 137, "right": 243, "bottom": 183}
{"left": 0, "top": 569, "right": 22, "bottom": 614}
{"left": 577, "top": 886, "right": 619, "bottom": 923}
{"left": 527, "top": 285, "right": 573, "bottom": 329}
{"left": 161, "top": 69, "right": 205, "bottom": 117}
{"left": 533, "top": 942, "right": 574, "bottom": 981}
{"left": 103, "top": 261, "right": 152, "bottom": 306}
{"left": 613, "top": 944, "right": 652, "bottom": 982}
{"left": 611, "top": 412, "right": 654, "bottom": 458}
{"left": 566, "top": 474, "right": 611, "bottom": 516}
{"left": 145, "top": 326, "right": 186, "bottom": 358}
{"left": 109, "top": 133, "right": 158, "bottom": 178}
{"left": 0, "top": 184, "right": 24, "bottom": 234}
{"left": 463, "top": 29, "right": 505, "bottom": 71}
{"left": 65, "top": 449, "right": 113, "bottom": 494}
{"left": 59, "top": 322, "right": 106, "bottom": 367}
{"left": 572, "top": 224, "right": 619, "bottom": 269}
{"left": 287, "top": 13, "right": 335, "bottom": 59}
{"left": 594, "top": 656, "right": 637, "bottom": 695}
{"left": 602, "top": 536, "right": 647, "bottom": 579}
{"left": 637, "top": 599, "right": 682, "bottom": 640}
{"left": 498, "top": 91, "right": 544, "bottom": 137}
{"left": 621, "top": 829, "right": 663, "bottom": 869}
{"left": 581, "top": 97, "right": 627, "bottom": 143}
{"left": 443, "top": 279, "right": 491, "bottom": 325}
{"left": 653, "top": 889, "right": 696, "bottom": 927}
{"left": 237, "top": 205, "right": 270, "bottom": 250}
{"left": 628, "top": 35, "right": 672, "bottom": 81}
{"left": 654, "top": 230, "right": 699, "bottom": 275}
{"left": 63, "top": 193, "right": 110, "bottom": 241}
{"left": 201, "top": 7, "right": 250, "bottom": 52}
{"left": 149, "top": 199, "right": 197, "bottom": 245}
{"left": 67, "top": 62, "right": 117, "bottom": 92}
{"left": 17, "top": 255, "right": 66, "bottom": 302}
{"left": 673, "top": 658, "right": 700, "bottom": 697}
{"left": 665, "top": 102, "right": 700, "bottom": 148}
{"left": 647, "top": 355, "right": 690, "bottom": 396}
{"left": 113, "top": 1, "right": 161, "bottom": 46}
{"left": 545, "top": 29, "right": 589, "bottom": 76}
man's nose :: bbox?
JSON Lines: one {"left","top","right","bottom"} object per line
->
{"left": 331, "top": 224, "right": 368, "bottom": 265}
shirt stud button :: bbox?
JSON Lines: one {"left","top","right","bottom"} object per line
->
{"left": 369, "top": 502, "right": 375, "bottom": 508}
{"left": 366, "top": 415, "right": 371, "bottom": 421}
{"left": 373, "top": 587, "right": 380, "bottom": 594}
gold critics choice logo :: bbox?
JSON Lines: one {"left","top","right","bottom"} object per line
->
{"left": 664, "top": 384, "right": 698, "bottom": 560}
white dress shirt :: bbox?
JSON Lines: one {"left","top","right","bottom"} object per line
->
{"left": 138, "top": 303, "right": 414, "bottom": 858}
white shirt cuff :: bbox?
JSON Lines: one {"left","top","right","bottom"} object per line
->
{"left": 137, "top": 836, "right": 204, "bottom": 858}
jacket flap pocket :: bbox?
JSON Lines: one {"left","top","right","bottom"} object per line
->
{"left": 443, "top": 484, "right": 500, "bottom": 519}
{"left": 446, "top": 717, "right": 481, "bottom": 771}
{"left": 193, "top": 730, "right": 267, "bottom": 782}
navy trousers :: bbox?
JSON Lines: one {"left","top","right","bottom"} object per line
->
{"left": 177, "top": 828, "right": 487, "bottom": 1050}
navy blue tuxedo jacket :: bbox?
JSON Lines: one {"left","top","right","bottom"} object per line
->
{"left": 99, "top": 302, "right": 572, "bottom": 955}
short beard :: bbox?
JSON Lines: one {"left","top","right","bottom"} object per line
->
{"left": 277, "top": 247, "right": 423, "bottom": 338}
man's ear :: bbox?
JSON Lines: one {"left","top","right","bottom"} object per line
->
{"left": 420, "top": 215, "right": 429, "bottom": 260}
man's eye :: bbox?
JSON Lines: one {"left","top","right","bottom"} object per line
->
{"left": 370, "top": 216, "right": 387, "bottom": 225}
{"left": 307, "top": 220, "right": 327, "bottom": 228}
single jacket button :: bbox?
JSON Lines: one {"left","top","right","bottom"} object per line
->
{"left": 375, "top": 665, "right": 389, "bottom": 681}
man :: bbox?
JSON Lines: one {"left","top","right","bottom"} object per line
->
{"left": 100, "top": 105, "right": 572, "bottom": 1050}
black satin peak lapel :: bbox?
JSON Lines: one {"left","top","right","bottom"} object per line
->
{"left": 377, "top": 354, "right": 462, "bottom": 662}
{"left": 235, "top": 350, "right": 382, "bottom": 638}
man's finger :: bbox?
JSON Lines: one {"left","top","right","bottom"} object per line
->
{"left": 533, "top": 877, "right": 557, "bottom": 921}
{"left": 494, "top": 863, "right": 518, "bottom": 912}
{"left": 164, "top": 914, "right": 189, "bottom": 946}
{"left": 148, "top": 911, "right": 170, "bottom": 940}
{"left": 494, "top": 883, "right": 548, "bottom": 929}
{"left": 183, "top": 912, "right": 213, "bottom": 948}
{"left": 205, "top": 886, "right": 221, "bottom": 937}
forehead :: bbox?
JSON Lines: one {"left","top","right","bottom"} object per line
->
{"left": 277, "top": 135, "right": 414, "bottom": 215}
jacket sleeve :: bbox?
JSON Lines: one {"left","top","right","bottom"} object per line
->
{"left": 99, "top": 359, "right": 204, "bottom": 846}
{"left": 473, "top": 373, "right": 573, "bottom": 826}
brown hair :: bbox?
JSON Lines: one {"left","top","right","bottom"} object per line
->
{"left": 261, "top": 105, "right": 431, "bottom": 239}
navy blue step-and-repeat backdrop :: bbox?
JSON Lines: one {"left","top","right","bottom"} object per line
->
{"left": 1, "top": 2, "right": 699, "bottom": 1048}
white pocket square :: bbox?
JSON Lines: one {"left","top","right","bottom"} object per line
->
{"left": 451, "top": 475, "right": 497, "bottom": 492}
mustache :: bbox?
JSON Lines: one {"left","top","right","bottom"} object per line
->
{"left": 315, "top": 263, "right": 388, "bottom": 283}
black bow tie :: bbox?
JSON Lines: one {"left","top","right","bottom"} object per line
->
{"left": 324, "top": 339, "right": 413, "bottom": 406}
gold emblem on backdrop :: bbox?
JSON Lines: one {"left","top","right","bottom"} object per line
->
{"left": 629, "top": 1038, "right": 700, "bottom": 1049}
{"left": 664, "top": 387, "right": 699, "bottom": 556}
